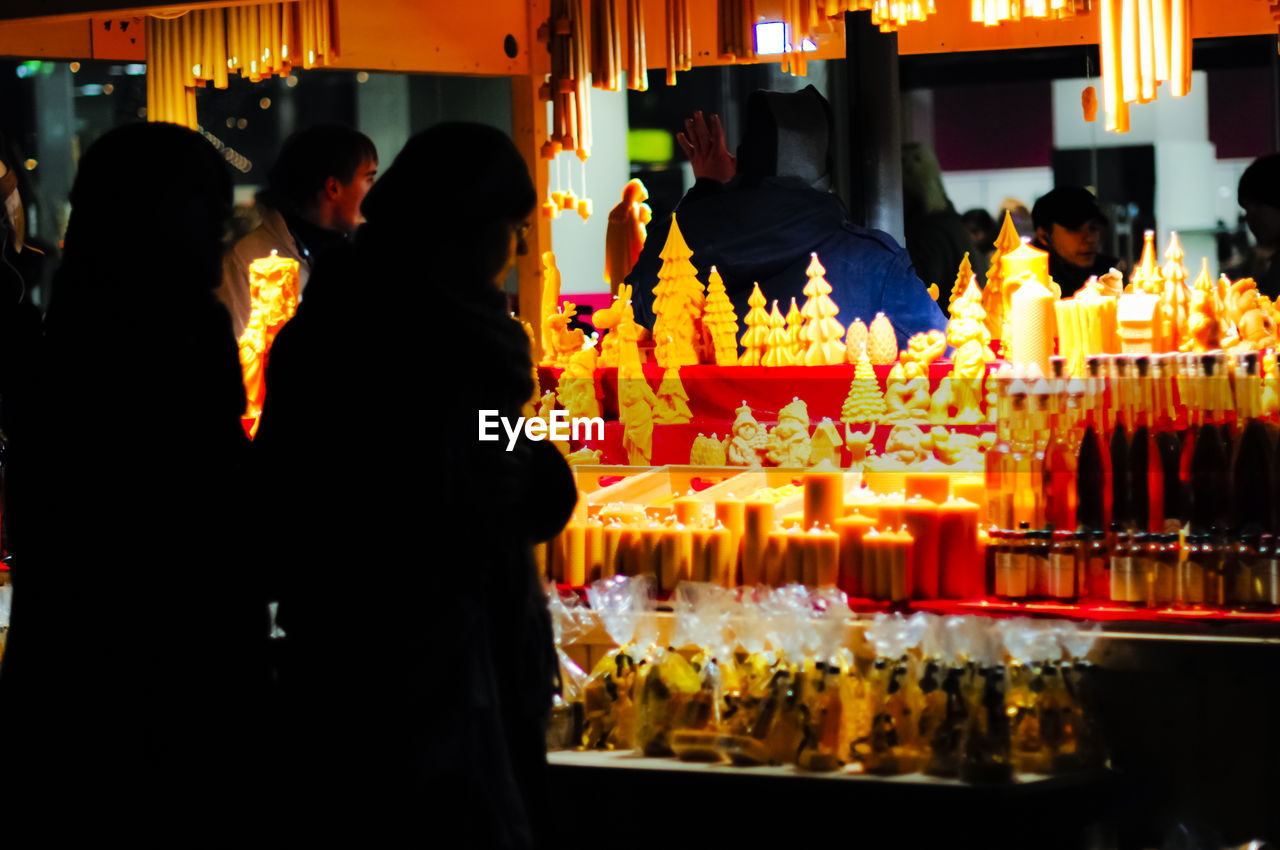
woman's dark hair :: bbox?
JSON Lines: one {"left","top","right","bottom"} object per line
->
{"left": 266, "top": 123, "right": 377, "bottom": 212}
{"left": 1238, "top": 153, "right": 1280, "bottom": 210}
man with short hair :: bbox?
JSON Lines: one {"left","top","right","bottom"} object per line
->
{"left": 1236, "top": 153, "right": 1280, "bottom": 299}
{"left": 1031, "top": 186, "right": 1119, "bottom": 298}
{"left": 219, "top": 124, "right": 377, "bottom": 338}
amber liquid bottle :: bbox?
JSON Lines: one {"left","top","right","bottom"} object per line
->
{"left": 1179, "top": 353, "right": 1205, "bottom": 524}
{"left": 1152, "top": 355, "right": 1184, "bottom": 531}
{"left": 985, "top": 366, "right": 1015, "bottom": 529}
{"left": 1009, "top": 380, "right": 1039, "bottom": 530}
{"left": 1079, "top": 356, "right": 1113, "bottom": 531}
{"left": 1189, "top": 354, "right": 1229, "bottom": 536}
{"left": 1045, "top": 371, "right": 1083, "bottom": 534}
{"left": 1109, "top": 356, "right": 1133, "bottom": 530}
{"left": 1127, "top": 355, "right": 1164, "bottom": 533}
{"left": 1231, "top": 352, "right": 1271, "bottom": 536}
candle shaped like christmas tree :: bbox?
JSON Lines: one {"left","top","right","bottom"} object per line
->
{"left": 1161, "top": 231, "right": 1191, "bottom": 351}
{"left": 1131, "top": 229, "right": 1158, "bottom": 293}
{"left": 763, "top": 300, "right": 794, "bottom": 367}
{"left": 653, "top": 366, "right": 692, "bottom": 423}
{"left": 948, "top": 253, "right": 976, "bottom": 316}
{"left": 651, "top": 214, "right": 701, "bottom": 367}
{"left": 800, "top": 253, "right": 847, "bottom": 365}
{"left": 983, "top": 211, "right": 1021, "bottom": 341}
{"left": 785, "top": 297, "right": 805, "bottom": 364}
{"left": 739, "top": 282, "right": 770, "bottom": 366}
{"left": 702, "top": 266, "right": 740, "bottom": 366}
{"left": 841, "top": 345, "right": 885, "bottom": 423}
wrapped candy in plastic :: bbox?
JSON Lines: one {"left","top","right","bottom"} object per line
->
{"left": 713, "top": 587, "right": 781, "bottom": 766}
{"left": 758, "top": 586, "right": 810, "bottom": 765}
{"left": 857, "top": 613, "right": 929, "bottom": 775}
{"left": 1054, "top": 622, "right": 1107, "bottom": 772}
{"left": 795, "top": 588, "right": 852, "bottom": 771}
{"left": 667, "top": 583, "right": 736, "bottom": 761}
{"left": 634, "top": 644, "right": 703, "bottom": 757}
{"left": 959, "top": 621, "right": 1014, "bottom": 783}
{"left": 923, "top": 616, "right": 977, "bottom": 778}
{"left": 1003, "top": 619, "right": 1063, "bottom": 775}
{"left": 582, "top": 575, "right": 655, "bottom": 749}
{"left": 546, "top": 586, "right": 589, "bottom": 750}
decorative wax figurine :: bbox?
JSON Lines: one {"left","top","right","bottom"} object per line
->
{"left": 929, "top": 377, "right": 953, "bottom": 424}
{"left": 239, "top": 250, "right": 300, "bottom": 437}
{"left": 653, "top": 366, "right": 692, "bottom": 424}
{"left": 1160, "top": 232, "right": 1192, "bottom": 350}
{"left": 982, "top": 211, "right": 1022, "bottom": 340}
{"left": 766, "top": 397, "right": 813, "bottom": 467}
{"left": 874, "top": 424, "right": 930, "bottom": 467}
{"left": 651, "top": 214, "right": 703, "bottom": 368}
{"left": 1183, "top": 260, "right": 1221, "bottom": 352}
{"left": 690, "top": 433, "right": 727, "bottom": 466}
{"left": 799, "top": 253, "right": 846, "bottom": 365}
{"left": 842, "top": 344, "right": 885, "bottom": 423}
{"left": 567, "top": 447, "right": 603, "bottom": 465}
{"left": 844, "top": 318, "right": 868, "bottom": 365}
{"left": 618, "top": 362, "right": 656, "bottom": 465}
{"left": 592, "top": 284, "right": 630, "bottom": 368}
{"left": 883, "top": 362, "right": 931, "bottom": 423}
{"left": 726, "top": 403, "right": 768, "bottom": 466}
{"left": 928, "top": 427, "right": 994, "bottom": 467}
{"left": 844, "top": 424, "right": 875, "bottom": 472}
{"left": 604, "top": 178, "right": 652, "bottom": 293}
{"left": 1264, "top": 352, "right": 1280, "bottom": 418}
{"left": 739, "top": 283, "right": 770, "bottom": 366}
{"left": 557, "top": 344, "right": 602, "bottom": 420}
{"left": 702, "top": 267, "right": 740, "bottom": 366}
{"left": 809, "top": 418, "right": 843, "bottom": 467}
{"left": 949, "top": 340, "right": 988, "bottom": 424}
{"left": 901, "top": 329, "right": 946, "bottom": 370}
{"left": 868, "top": 312, "right": 898, "bottom": 365}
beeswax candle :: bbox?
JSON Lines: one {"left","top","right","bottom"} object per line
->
{"left": 743, "top": 500, "right": 774, "bottom": 586}
{"left": 804, "top": 471, "right": 843, "bottom": 531}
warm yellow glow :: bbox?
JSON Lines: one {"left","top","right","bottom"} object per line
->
{"left": 1098, "top": 0, "right": 1191, "bottom": 133}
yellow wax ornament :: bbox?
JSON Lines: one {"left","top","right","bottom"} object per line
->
{"left": 593, "top": 283, "right": 633, "bottom": 368}
{"left": 1161, "top": 231, "right": 1192, "bottom": 351}
{"left": 1117, "top": 291, "right": 1165, "bottom": 354}
{"left": 947, "top": 252, "right": 976, "bottom": 316}
{"left": 727, "top": 402, "right": 768, "bottom": 466}
{"left": 605, "top": 179, "right": 652, "bottom": 294}
{"left": 651, "top": 214, "right": 702, "bottom": 368}
{"left": 883, "top": 361, "right": 931, "bottom": 424}
{"left": 844, "top": 318, "right": 869, "bottom": 365}
{"left": 618, "top": 361, "right": 656, "bottom": 465}
{"left": 844, "top": 424, "right": 875, "bottom": 472}
{"left": 239, "top": 250, "right": 300, "bottom": 436}
{"left": 809, "top": 418, "right": 843, "bottom": 467}
{"left": 949, "top": 339, "right": 988, "bottom": 424}
{"left": 871, "top": 424, "right": 931, "bottom": 468}
{"left": 561, "top": 190, "right": 578, "bottom": 211}
{"left": 1001, "top": 241, "right": 1051, "bottom": 297}
{"left": 690, "top": 432, "right": 728, "bottom": 466}
{"left": 652, "top": 366, "right": 692, "bottom": 424}
{"left": 927, "top": 426, "right": 993, "bottom": 467}
{"left": 842, "top": 344, "right": 885, "bottom": 423}
{"left": 766, "top": 397, "right": 813, "bottom": 466}
{"left": 799, "top": 253, "right": 846, "bottom": 365}
{"left": 738, "top": 282, "right": 770, "bottom": 366}
{"left": 702, "top": 266, "right": 740, "bottom": 366}
{"left": 762, "top": 300, "right": 793, "bottom": 367}
{"left": 577, "top": 198, "right": 592, "bottom": 220}
{"left": 784, "top": 297, "right": 806, "bottom": 363}
{"left": 868, "top": 312, "right": 898, "bottom": 365}
{"left": 982, "top": 210, "right": 1022, "bottom": 339}
{"left": 1263, "top": 352, "right": 1280, "bottom": 418}
{"left": 1183, "top": 258, "right": 1221, "bottom": 352}
{"left": 557, "top": 344, "right": 602, "bottom": 420}
{"left": 1130, "top": 229, "right": 1158, "bottom": 293}
{"left": 541, "top": 197, "right": 560, "bottom": 219}
{"left": 901, "top": 329, "right": 946, "bottom": 370}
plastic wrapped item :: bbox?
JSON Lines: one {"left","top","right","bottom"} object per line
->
{"left": 582, "top": 575, "right": 656, "bottom": 749}
{"left": 923, "top": 616, "right": 979, "bottom": 778}
{"left": 794, "top": 589, "right": 852, "bottom": 771}
{"left": 959, "top": 620, "right": 1014, "bottom": 783}
{"left": 667, "top": 583, "right": 735, "bottom": 761}
{"left": 546, "top": 586, "right": 589, "bottom": 750}
{"left": 713, "top": 586, "right": 780, "bottom": 766}
{"left": 1002, "top": 619, "right": 1058, "bottom": 774}
{"left": 1055, "top": 621, "right": 1107, "bottom": 772}
{"left": 857, "top": 613, "right": 929, "bottom": 775}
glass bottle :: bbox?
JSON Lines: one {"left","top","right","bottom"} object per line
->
{"left": 1149, "top": 532, "right": 1177, "bottom": 608}
{"left": 1109, "top": 356, "right": 1132, "bottom": 530}
{"left": 1027, "top": 528, "right": 1051, "bottom": 599}
{"left": 1251, "top": 533, "right": 1280, "bottom": 610}
{"left": 1179, "top": 532, "right": 1209, "bottom": 607}
{"left": 1046, "top": 376, "right": 1084, "bottom": 533}
{"left": 1110, "top": 530, "right": 1136, "bottom": 605}
{"left": 984, "top": 365, "right": 1016, "bottom": 529}
{"left": 1152, "top": 355, "right": 1184, "bottom": 531}
{"left": 1189, "top": 354, "right": 1229, "bottom": 537}
{"left": 996, "top": 522, "right": 1029, "bottom": 601}
{"left": 1048, "top": 529, "right": 1078, "bottom": 602}
{"left": 1078, "top": 529, "right": 1109, "bottom": 604}
{"left": 1231, "top": 352, "right": 1272, "bottom": 539}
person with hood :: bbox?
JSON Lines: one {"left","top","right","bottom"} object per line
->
{"left": 256, "top": 123, "right": 575, "bottom": 846}
{"left": 626, "top": 85, "right": 946, "bottom": 350}
{"left": 0, "top": 123, "right": 268, "bottom": 838}
{"left": 1236, "top": 153, "right": 1280, "bottom": 300}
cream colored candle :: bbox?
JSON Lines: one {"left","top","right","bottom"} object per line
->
{"left": 584, "top": 518, "right": 605, "bottom": 583}
{"left": 1001, "top": 242, "right": 1051, "bottom": 286}
{"left": 765, "top": 524, "right": 796, "bottom": 587}
{"left": 937, "top": 498, "right": 981, "bottom": 599}
{"left": 905, "top": 472, "right": 950, "bottom": 504}
{"left": 888, "top": 527, "right": 915, "bottom": 603}
{"left": 1010, "top": 277, "right": 1056, "bottom": 377}
{"left": 673, "top": 494, "right": 704, "bottom": 526}
{"left": 690, "top": 525, "right": 714, "bottom": 583}
{"left": 637, "top": 522, "right": 664, "bottom": 579}
{"left": 862, "top": 528, "right": 885, "bottom": 599}
{"left": 602, "top": 521, "right": 623, "bottom": 578}
{"left": 708, "top": 523, "right": 735, "bottom": 587}
{"left": 804, "top": 525, "right": 840, "bottom": 587}
{"left": 714, "top": 497, "right": 746, "bottom": 581}
{"left": 834, "top": 513, "right": 875, "bottom": 597}
{"left": 563, "top": 521, "right": 587, "bottom": 587}
{"left": 803, "top": 471, "right": 843, "bottom": 531}
{"left": 742, "top": 500, "right": 774, "bottom": 586}
{"left": 659, "top": 524, "right": 692, "bottom": 592}
{"left": 952, "top": 476, "right": 986, "bottom": 508}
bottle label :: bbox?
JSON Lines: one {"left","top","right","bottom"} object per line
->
{"left": 997, "top": 551, "right": 1028, "bottom": 598}
{"left": 1048, "top": 552, "right": 1076, "bottom": 599}
{"left": 1110, "top": 555, "right": 1135, "bottom": 603}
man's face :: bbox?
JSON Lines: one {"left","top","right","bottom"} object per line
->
{"left": 330, "top": 157, "right": 378, "bottom": 234}
{"left": 1042, "top": 219, "right": 1102, "bottom": 269}
{"left": 1243, "top": 201, "right": 1280, "bottom": 249}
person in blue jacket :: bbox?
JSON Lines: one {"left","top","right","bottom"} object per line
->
{"left": 626, "top": 85, "right": 946, "bottom": 351}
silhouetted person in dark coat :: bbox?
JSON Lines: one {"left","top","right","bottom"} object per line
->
{"left": 257, "top": 122, "right": 576, "bottom": 846}
{"left": 0, "top": 123, "right": 269, "bottom": 838}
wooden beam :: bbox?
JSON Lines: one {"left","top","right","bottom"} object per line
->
{"left": 513, "top": 0, "right": 551, "bottom": 362}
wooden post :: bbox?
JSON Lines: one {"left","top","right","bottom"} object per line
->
{"left": 513, "top": 0, "right": 552, "bottom": 364}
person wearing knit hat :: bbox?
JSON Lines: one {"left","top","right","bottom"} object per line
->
{"left": 1238, "top": 153, "right": 1280, "bottom": 299}
{"left": 625, "top": 86, "right": 946, "bottom": 352}
{"left": 257, "top": 122, "right": 574, "bottom": 845}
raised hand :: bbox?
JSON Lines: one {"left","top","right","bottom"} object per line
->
{"left": 676, "top": 110, "right": 736, "bottom": 184}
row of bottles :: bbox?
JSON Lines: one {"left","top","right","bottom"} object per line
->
{"left": 983, "top": 349, "right": 1280, "bottom": 609}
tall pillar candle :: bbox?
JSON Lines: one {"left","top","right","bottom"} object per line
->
{"left": 804, "top": 525, "right": 841, "bottom": 587}
{"left": 742, "top": 500, "right": 774, "bottom": 586}
{"left": 1001, "top": 242, "right": 1051, "bottom": 291}
{"left": 708, "top": 524, "right": 735, "bottom": 587}
{"left": 715, "top": 497, "right": 746, "bottom": 585}
{"left": 863, "top": 529, "right": 886, "bottom": 599}
{"left": 659, "top": 524, "right": 693, "bottom": 592}
{"left": 888, "top": 527, "right": 915, "bottom": 603}
{"left": 690, "top": 526, "right": 714, "bottom": 583}
{"left": 563, "top": 521, "right": 588, "bottom": 587}
{"left": 804, "top": 472, "right": 844, "bottom": 531}
{"left": 937, "top": 497, "right": 981, "bottom": 599}
{"left": 766, "top": 525, "right": 798, "bottom": 587}
{"left": 905, "top": 472, "right": 950, "bottom": 504}
{"left": 902, "top": 497, "right": 940, "bottom": 600}
{"left": 835, "top": 512, "right": 876, "bottom": 597}
{"left": 584, "top": 519, "right": 605, "bottom": 583}
{"left": 637, "top": 522, "right": 664, "bottom": 580}
{"left": 673, "top": 495, "right": 704, "bottom": 526}
{"left": 602, "top": 521, "right": 623, "bottom": 578}
{"left": 1010, "top": 277, "right": 1056, "bottom": 378}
